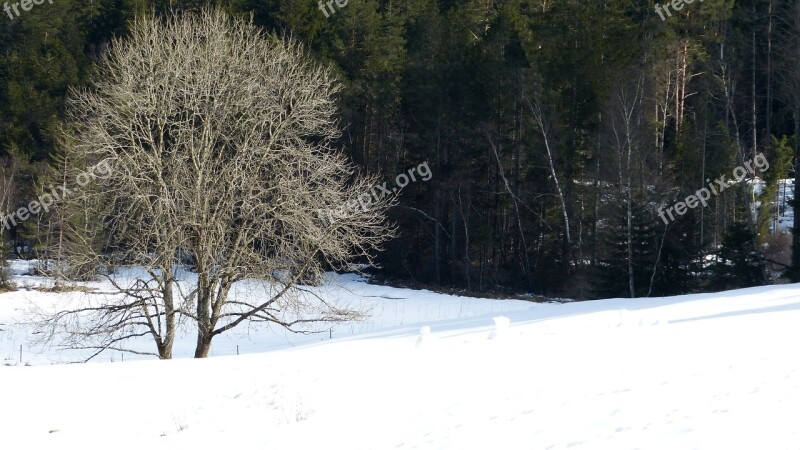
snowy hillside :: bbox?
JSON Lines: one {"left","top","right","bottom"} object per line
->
{"left": 0, "top": 261, "right": 532, "bottom": 364}
{"left": 1, "top": 264, "right": 800, "bottom": 449}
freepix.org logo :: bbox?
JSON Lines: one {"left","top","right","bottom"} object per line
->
{"left": 658, "top": 153, "right": 769, "bottom": 225}
{"left": 4, "top": 0, "right": 53, "bottom": 21}
{"left": 317, "top": 161, "right": 432, "bottom": 227}
{"left": 1, "top": 159, "right": 112, "bottom": 230}
{"left": 654, "top": 0, "right": 704, "bottom": 21}
{"left": 318, "top": 0, "right": 348, "bottom": 18}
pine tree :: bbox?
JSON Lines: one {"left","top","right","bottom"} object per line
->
{"left": 593, "top": 196, "right": 660, "bottom": 298}
{"left": 708, "top": 222, "right": 763, "bottom": 290}
{"left": 756, "top": 135, "right": 792, "bottom": 238}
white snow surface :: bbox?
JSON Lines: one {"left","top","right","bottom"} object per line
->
{"left": 1, "top": 261, "right": 799, "bottom": 449}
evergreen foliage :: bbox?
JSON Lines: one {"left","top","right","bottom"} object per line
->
{"left": 1, "top": 0, "right": 798, "bottom": 297}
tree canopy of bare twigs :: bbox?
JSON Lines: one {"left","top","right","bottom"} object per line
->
{"left": 41, "top": 8, "right": 395, "bottom": 359}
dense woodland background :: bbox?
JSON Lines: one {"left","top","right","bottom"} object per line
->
{"left": 2, "top": 0, "right": 800, "bottom": 299}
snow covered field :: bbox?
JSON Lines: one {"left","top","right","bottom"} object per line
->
{"left": 0, "top": 260, "right": 531, "bottom": 364}
{"left": 1, "top": 262, "right": 799, "bottom": 449}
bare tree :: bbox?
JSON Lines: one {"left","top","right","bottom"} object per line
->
{"left": 718, "top": 42, "right": 770, "bottom": 285}
{"left": 0, "top": 155, "right": 18, "bottom": 290}
{"left": 42, "top": 9, "right": 395, "bottom": 359}
{"left": 523, "top": 78, "right": 572, "bottom": 275}
{"left": 612, "top": 76, "right": 645, "bottom": 299}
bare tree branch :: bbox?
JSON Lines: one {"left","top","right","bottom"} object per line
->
{"left": 42, "top": 8, "right": 395, "bottom": 359}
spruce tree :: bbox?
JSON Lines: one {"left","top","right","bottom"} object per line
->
{"left": 709, "top": 222, "right": 763, "bottom": 290}
{"left": 593, "top": 197, "right": 659, "bottom": 298}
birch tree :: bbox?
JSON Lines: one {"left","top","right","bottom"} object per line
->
{"left": 608, "top": 76, "right": 645, "bottom": 298}
{"left": 524, "top": 78, "right": 572, "bottom": 274}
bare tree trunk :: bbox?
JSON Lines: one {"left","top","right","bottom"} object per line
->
{"left": 54, "top": 155, "right": 68, "bottom": 285}
{"left": 676, "top": 41, "right": 687, "bottom": 133}
{"left": 158, "top": 277, "right": 176, "bottom": 359}
{"left": 613, "top": 76, "right": 644, "bottom": 298}
{"left": 647, "top": 225, "right": 668, "bottom": 297}
{"left": 752, "top": 2, "right": 759, "bottom": 160}
{"left": 525, "top": 94, "right": 572, "bottom": 272}
{"left": 434, "top": 119, "right": 443, "bottom": 284}
{"left": 591, "top": 112, "right": 602, "bottom": 268}
{"left": 720, "top": 44, "right": 770, "bottom": 285}
{"left": 488, "top": 132, "right": 533, "bottom": 288}
{"left": 0, "top": 158, "right": 18, "bottom": 287}
{"left": 654, "top": 70, "right": 673, "bottom": 174}
{"left": 700, "top": 108, "right": 708, "bottom": 246}
{"left": 450, "top": 199, "right": 457, "bottom": 284}
{"left": 457, "top": 185, "right": 471, "bottom": 290}
{"left": 626, "top": 144, "right": 635, "bottom": 299}
{"left": 767, "top": 0, "right": 774, "bottom": 142}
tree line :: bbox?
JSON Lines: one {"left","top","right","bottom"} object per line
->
{"left": 2, "top": 0, "right": 800, "bottom": 299}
